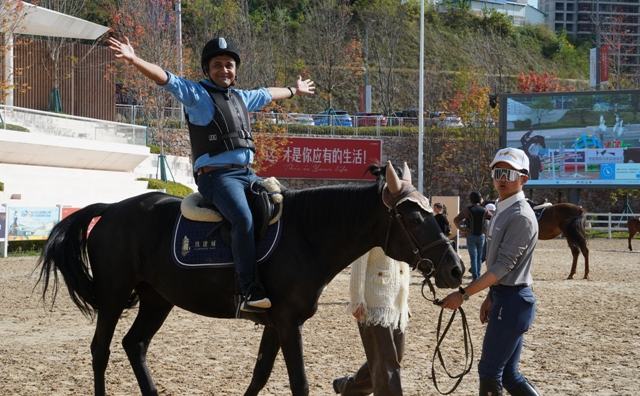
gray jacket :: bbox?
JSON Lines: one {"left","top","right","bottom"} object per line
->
{"left": 486, "top": 192, "right": 538, "bottom": 286}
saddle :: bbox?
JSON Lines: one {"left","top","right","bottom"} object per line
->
{"left": 181, "top": 177, "right": 283, "bottom": 240}
{"left": 171, "top": 177, "right": 284, "bottom": 269}
{"left": 526, "top": 199, "right": 552, "bottom": 221}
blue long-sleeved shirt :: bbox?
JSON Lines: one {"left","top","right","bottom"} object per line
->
{"left": 161, "top": 71, "right": 272, "bottom": 170}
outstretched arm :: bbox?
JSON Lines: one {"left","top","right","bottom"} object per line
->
{"left": 267, "top": 76, "right": 315, "bottom": 101}
{"left": 107, "top": 36, "right": 168, "bottom": 85}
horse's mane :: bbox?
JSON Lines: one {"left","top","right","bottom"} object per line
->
{"left": 281, "top": 164, "right": 388, "bottom": 230}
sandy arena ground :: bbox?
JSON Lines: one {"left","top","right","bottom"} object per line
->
{"left": 1, "top": 238, "right": 639, "bottom": 395}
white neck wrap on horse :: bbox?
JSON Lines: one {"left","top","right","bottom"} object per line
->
{"left": 180, "top": 177, "right": 284, "bottom": 222}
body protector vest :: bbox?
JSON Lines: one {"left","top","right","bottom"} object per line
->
{"left": 186, "top": 83, "right": 255, "bottom": 165}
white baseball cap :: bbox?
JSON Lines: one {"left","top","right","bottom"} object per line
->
{"left": 485, "top": 203, "right": 496, "bottom": 212}
{"left": 490, "top": 147, "right": 529, "bottom": 173}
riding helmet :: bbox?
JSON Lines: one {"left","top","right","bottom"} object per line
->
{"left": 201, "top": 37, "right": 241, "bottom": 75}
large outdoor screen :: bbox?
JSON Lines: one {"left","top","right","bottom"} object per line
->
{"left": 499, "top": 90, "right": 640, "bottom": 187}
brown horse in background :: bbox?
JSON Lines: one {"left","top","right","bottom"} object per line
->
{"left": 531, "top": 202, "right": 589, "bottom": 279}
{"left": 628, "top": 217, "right": 640, "bottom": 251}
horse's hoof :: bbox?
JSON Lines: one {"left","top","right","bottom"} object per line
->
{"left": 566, "top": 276, "right": 574, "bottom": 280}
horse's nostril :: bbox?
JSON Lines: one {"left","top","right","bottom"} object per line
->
{"left": 451, "top": 267, "right": 462, "bottom": 280}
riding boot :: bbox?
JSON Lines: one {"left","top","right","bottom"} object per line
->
{"left": 506, "top": 378, "right": 540, "bottom": 396}
{"left": 479, "top": 378, "right": 503, "bottom": 396}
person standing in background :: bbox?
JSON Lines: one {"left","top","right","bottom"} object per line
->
{"left": 433, "top": 202, "right": 451, "bottom": 237}
{"left": 454, "top": 192, "right": 487, "bottom": 280}
{"left": 333, "top": 247, "right": 410, "bottom": 396}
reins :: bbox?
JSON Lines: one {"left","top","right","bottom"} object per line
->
{"left": 383, "top": 190, "right": 473, "bottom": 395}
{"left": 421, "top": 277, "right": 474, "bottom": 395}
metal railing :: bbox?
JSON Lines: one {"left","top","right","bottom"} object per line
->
{"left": 1, "top": 105, "right": 148, "bottom": 146}
{"left": 586, "top": 212, "right": 636, "bottom": 239}
{"left": 115, "top": 104, "right": 471, "bottom": 137}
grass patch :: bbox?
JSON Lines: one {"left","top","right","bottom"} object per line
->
{"left": 7, "top": 240, "right": 46, "bottom": 256}
{"left": 1, "top": 123, "right": 30, "bottom": 132}
{"left": 138, "top": 178, "right": 193, "bottom": 197}
{"left": 587, "top": 230, "right": 630, "bottom": 239}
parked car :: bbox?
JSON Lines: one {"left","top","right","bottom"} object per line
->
{"left": 286, "top": 113, "right": 315, "bottom": 126}
{"left": 389, "top": 109, "right": 420, "bottom": 126}
{"left": 354, "top": 112, "right": 387, "bottom": 127}
{"left": 437, "top": 114, "right": 464, "bottom": 128}
{"left": 313, "top": 108, "right": 353, "bottom": 127}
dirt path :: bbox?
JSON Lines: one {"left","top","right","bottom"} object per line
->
{"left": 1, "top": 238, "right": 639, "bottom": 395}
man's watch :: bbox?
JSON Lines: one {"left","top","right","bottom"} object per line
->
{"left": 458, "top": 286, "right": 470, "bottom": 301}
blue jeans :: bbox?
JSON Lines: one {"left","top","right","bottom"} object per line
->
{"left": 197, "top": 167, "right": 261, "bottom": 294}
{"left": 478, "top": 285, "right": 536, "bottom": 391}
{"left": 466, "top": 234, "right": 485, "bottom": 280}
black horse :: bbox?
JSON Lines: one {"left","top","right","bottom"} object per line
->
{"left": 37, "top": 162, "right": 464, "bottom": 396}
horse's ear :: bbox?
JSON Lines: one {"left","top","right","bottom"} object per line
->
{"left": 402, "top": 162, "right": 412, "bottom": 184}
{"left": 386, "top": 160, "right": 402, "bottom": 194}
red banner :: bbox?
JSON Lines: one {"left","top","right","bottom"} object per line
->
{"left": 258, "top": 137, "right": 382, "bottom": 180}
{"left": 600, "top": 45, "right": 609, "bottom": 83}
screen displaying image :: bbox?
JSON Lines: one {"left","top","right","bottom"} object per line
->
{"left": 499, "top": 90, "right": 640, "bottom": 187}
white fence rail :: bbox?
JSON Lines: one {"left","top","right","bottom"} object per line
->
{"left": 1, "top": 105, "right": 148, "bottom": 146}
{"left": 586, "top": 212, "right": 636, "bottom": 239}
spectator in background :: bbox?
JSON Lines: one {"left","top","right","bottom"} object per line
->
{"left": 482, "top": 202, "right": 496, "bottom": 264}
{"left": 433, "top": 202, "right": 451, "bottom": 237}
{"left": 332, "top": 247, "right": 410, "bottom": 395}
{"left": 454, "top": 192, "right": 487, "bottom": 280}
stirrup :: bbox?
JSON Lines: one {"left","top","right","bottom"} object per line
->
{"left": 240, "top": 301, "right": 269, "bottom": 313}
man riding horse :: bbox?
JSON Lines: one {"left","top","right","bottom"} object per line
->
{"left": 107, "top": 35, "right": 315, "bottom": 311}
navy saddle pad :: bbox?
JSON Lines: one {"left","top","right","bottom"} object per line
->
{"left": 172, "top": 215, "right": 282, "bottom": 268}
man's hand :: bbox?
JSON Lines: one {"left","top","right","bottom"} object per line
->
{"left": 352, "top": 303, "right": 365, "bottom": 321}
{"left": 295, "top": 75, "right": 315, "bottom": 96}
{"left": 480, "top": 295, "right": 492, "bottom": 324}
{"left": 107, "top": 36, "right": 136, "bottom": 65}
{"left": 440, "top": 291, "right": 464, "bottom": 311}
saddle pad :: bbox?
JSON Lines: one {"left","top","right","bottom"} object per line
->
{"left": 533, "top": 207, "right": 547, "bottom": 222}
{"left": 172, "top": 214, "right": 282, "bottom": 268}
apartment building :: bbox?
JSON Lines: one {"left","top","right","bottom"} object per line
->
{"left": 439, "top": 0, "right": 545, "bottom": 26}
{"left": 540, "top": 0, "right": 640, "bottom": 71}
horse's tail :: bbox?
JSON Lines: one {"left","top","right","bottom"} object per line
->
{"left": 564, "top": 208, "right": 587, "bottom": 246}
{"left": 36, "top": 203, "right": 109, "bottom": 318}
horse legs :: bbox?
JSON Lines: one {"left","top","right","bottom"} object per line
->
{"left": 579, "top": 240, "right": 590, "bottom": 280}
{"left": 121, "top": 286, "right": 173, "bottom": 396}
{"left": 244, "top": 325, "right": 281, "bottom": 396}
{"left": 92, "top": 308, "right": 125, "bottom": 396}
{"left": 630, "top": 230, "right": 637, "bottom": 252}
{"left": 278, "top": 324, "right": 309, "bottom": 396}
{"left": 567, "top": 242, "right": 579, "bottom": 280}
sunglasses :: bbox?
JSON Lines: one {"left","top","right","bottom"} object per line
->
{"left": 491, "top": 168, "right": 526, "bottom": 182}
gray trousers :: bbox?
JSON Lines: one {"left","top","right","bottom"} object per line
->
{"left": 338, "top": 323, "right": 405, "bottom": 396}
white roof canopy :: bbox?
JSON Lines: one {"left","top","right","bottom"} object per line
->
{"left": 14, "top": 1, "right": 109, "bottom": 40}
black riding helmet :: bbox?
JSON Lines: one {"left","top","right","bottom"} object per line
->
{"left": 201, "top": 37, "right": 241, "bottom": 76}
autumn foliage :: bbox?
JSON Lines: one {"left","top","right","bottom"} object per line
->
{"left": 517, "top": 72, "right": 563, "bottom": 93}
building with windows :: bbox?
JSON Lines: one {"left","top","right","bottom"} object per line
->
{"left": 439, "top": 1, "right": 546, "bottom": 26}
{"left": 539, "top": 0, "right": 640, "bottom": 71}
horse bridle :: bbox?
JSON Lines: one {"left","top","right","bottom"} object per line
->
{"left": 383, "top": 189, "right": 473, "bottom": 395}
{"left": 382, "top": 189, "right": 452, "bottom": 278}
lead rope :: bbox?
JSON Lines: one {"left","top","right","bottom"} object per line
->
{"left": 421, "top": 278, "right": 474, "bottom": 395}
